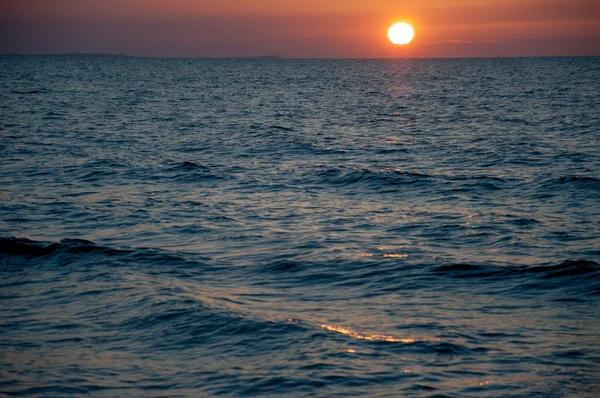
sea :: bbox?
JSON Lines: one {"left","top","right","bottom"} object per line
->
{"left": 1, "top": 55, "right": 599, "bottom": 397}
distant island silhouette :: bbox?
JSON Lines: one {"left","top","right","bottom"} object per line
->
{"left": 2, "top": 52, "right": 133, "bottom": 57}
{"left": 2, "top": 53, "right": 285, "bottom": 59}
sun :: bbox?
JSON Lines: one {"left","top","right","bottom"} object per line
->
{"left": 388, "top": 23, "right": 414, "bottom": 45}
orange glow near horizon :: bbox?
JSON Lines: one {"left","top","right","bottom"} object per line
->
{"left": 1, "top": 0, "right": 599, "bottom": 57}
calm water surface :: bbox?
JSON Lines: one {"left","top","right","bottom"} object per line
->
{"left": 1, "top": 56, "right": 599, "bottom": 396}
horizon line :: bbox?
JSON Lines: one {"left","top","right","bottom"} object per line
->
{"left": 2, "top": 52, "right": 600, "bottom": 60}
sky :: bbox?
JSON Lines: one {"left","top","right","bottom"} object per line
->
{"left": 1, "top": 0, "right": 599, "bottom": 58}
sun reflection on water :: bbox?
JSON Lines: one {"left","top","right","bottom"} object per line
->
{"left": 383, "top": 253, "right": 409, "bottom": 258}
{"left": 319, "top": 324, "right": 440, "bottom": 344}
{"left": 361, "top": 249, "right": 409, "bottom": 258}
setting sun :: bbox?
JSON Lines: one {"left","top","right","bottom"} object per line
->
{"left": 388, "top": 22, "right": 414, "bottom": 45}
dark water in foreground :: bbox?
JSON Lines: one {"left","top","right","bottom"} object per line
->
{"left": 1, "top": 56, "right": 599, "bottom": 397}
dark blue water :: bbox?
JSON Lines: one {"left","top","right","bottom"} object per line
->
{"left": 1, "top": 56, "right": 599, "bottom": 397}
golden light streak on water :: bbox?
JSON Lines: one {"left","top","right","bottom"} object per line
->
{"left": 361, "top": 253, "right": 408, "bottom": 258}
{"left": 319, "top": 324, "right": 440, "bottom": 343}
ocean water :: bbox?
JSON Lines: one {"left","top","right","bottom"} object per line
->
{"left": 1, "top": 55, "right": 599, "bottom": 397}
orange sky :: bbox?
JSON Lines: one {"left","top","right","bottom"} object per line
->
{"left": 1, "top": 0, "right": 599, "bottom": 57}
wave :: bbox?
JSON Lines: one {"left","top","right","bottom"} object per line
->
{"left": 0, "top": 237, "right": 198, "bottom": 269}
{"left": 313, "top": 166, "right": 516, "bottom": 193}
{"left": 4, "top": 236, "right": 598, "bottom": 276}
{"left": 171, "top": 161, "right": 210, "bottom": 171}
{"left": 433, "top": 259, "right": 598, "bottom": 277}
{"left": 556, "top": 176, "right": 600, "bottom": 184}
{"left": 0, "top": 237, "right": 121, "bottom": 257}
{"left": 542, "top": 175, "right": 600, "bottom": 190}
{"left": 268, "top": 125, "right": 295, "bottom": 132}
{"left": 11, "top": 89, "right": 47, "bottom": 94}
{"left": 165, "top": 161, "right": 225, "bottom": 182}
{"left": 521, "top": 259, "right": 599, "bottom": 278}
{"left": 316, "top": 167, "right": 432, "bottom": 187}
{"left": 2, "top": 237, "right": 598, "bottom": 300}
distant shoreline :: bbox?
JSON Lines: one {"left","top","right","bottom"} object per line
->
{"left": 1, "top": 53, "right": 134, "bottom": 58}
{"left": 0, "top": 53, "right": 285, "bottom": 59}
